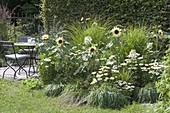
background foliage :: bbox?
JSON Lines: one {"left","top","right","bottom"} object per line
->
{"left": 40, "top": 0, "right": 170, "bottom": 32}
{"left": 0, "top": 0, "right": 40, "bottom": 14}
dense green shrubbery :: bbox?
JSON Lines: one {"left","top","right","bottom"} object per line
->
{"left": 37, "top": 18, "right": 169, "bottom": 109}
{"left": 22, "top": 78, "right": 43, "bottom": 90}
{"left": 156, "top": 45, "right": 170, "bottom": 113}
{"left": 40, "top": 0, "right": 169, "bottom": 32}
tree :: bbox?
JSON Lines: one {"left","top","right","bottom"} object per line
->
{"left": 0, "top": 0, "right": 40, "bottom": 14}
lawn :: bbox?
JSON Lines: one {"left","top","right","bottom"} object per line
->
{"left": 0, "top": 79, "right": 155, "bottom": 113}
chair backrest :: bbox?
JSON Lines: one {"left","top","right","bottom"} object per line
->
{"left": 18, "top": 36, "right": 28, "bottom": 42}
{"left": 18, "top": 36, "right": 35, "bottom": 43}
{"left": 0, "top": 41, "right": 16, "bottom": 57}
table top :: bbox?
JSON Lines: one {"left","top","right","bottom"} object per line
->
{"left": 14, "top": 43, "right": 36, "bottom": 47}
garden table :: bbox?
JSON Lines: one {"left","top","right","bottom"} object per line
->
{"left": 14, "top": 43, "right": 37, "bottom": 76}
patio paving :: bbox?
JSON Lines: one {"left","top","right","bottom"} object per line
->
{"left": 0, "top": 65, "right": 39, "bottom": 80}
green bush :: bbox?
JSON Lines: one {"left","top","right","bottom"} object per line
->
{"left": 22, "top": 78, "right": 43, "bottom": 90}
{"left": 156, "top": 44, "right": 170, "bottom": 112}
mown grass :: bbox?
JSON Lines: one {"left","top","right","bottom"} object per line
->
{"left": 0, "top": 79, "right": 155, "bottom": 113}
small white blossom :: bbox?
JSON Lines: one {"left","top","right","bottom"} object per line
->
{"left": 151, "top": 66, "right": 162, "bottom": 70}
{"left": 100, "top": 58, "right": 107, "bottom": 60}
{"left": 90, "top": 78, "right": 97, "bottom": 84}
{"left": 125, "top": 59, "right": 131, "bottom": 63}
{"left": 137, "top": 57, "right": 143, "bottom": 60}
{"left": 131, "top": 86, "right": 135, "bottom": 88}
{"left": 106, "top": 61, "right": 114, "bottom": 65}
{"left": 145, "top": 64, "right": 149, "bottom": 66}
{"left": 44, "top": 58, "right": 51, "bottom": 62}
{"left": 141, "top": 67, "right": 148, "bottom": 71}
{"left": 111, "top": 69, "right": 119, "bottom": 73}
{"left": 127, "top": 49, "right": 140, "bottom": 59}
{"left": 96, "top": 74, "right": 103, "bottom": 78}
{"left": 104, "top": 73, "right": 108, "bottom": 76}
{"left": 97, "top": 78, "right": 102, "bottom": 81}
{"left": 128, "top": 67, "right": 137, "bottom": 70}
{"left": 139, "top": 63, "right": 143, "bottom": 66}
{"left": 103, "top": 69, "right": 109, "bottom": 72}
{"left": 109, "top": 55, "right": 116, "bottom": 59}
{"left": 91, "top": 72, "right": 97, "bottom": 75}
{"left": 135, "top": 64, "right": 138, "bottom": 66}
{"left": 98, "top": 71, "right": 103, "bottom": 74}
{"left": 104, "top": 77, "right": 109, "bottom": 81}
{"left": 146, "top": 42, "right": 153, "bottom": 49}
{"left": 121, "top": 63, "right": 127, "bottom": 66}
{"left": 110, "top": 77, "right": 115, "bottom": 80}
{"left": 45, "top": 65, "right": 49, "bottom": 68}
{"left": 106, "top": 42, "right": 113, "bottom": 48}
{"left": 84, "top": 36, "right": 92, "bottom": 45}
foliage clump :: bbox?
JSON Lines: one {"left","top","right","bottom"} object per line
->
{"left": 22, "top": 78, "right": 43, "bottom": 90}
{"left": 45, "top": 84, "right": 65, "bottom": 97}
{"left": 37, "top": 18, "right": 169, "bottom": 109}
{"left": 87, "top": 83, "right": 129, "bottom": 109}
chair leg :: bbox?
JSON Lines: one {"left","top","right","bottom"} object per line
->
{"left": 15, "top": 58, "right": 28, "bottom": 78}
{"left": 3, "top": 61, "right": 16, "bottom": 79}
{"left": 32, "top": 58, "right": 36, "bottom": 74}
{"left": 28, "top": 57, "right": 36, "bottom": 77}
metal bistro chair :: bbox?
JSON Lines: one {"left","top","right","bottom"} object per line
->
{"left": 18, "top": 36, "right": 37, "bottom": 55}
{"left": 18, "top": 36, "right": 35, "bottom": 54}
{"left": 0, "top": 41, "right": 30, "bottom": 79}
{"left": 17, "top": 36, "right": 38, "bottom": 75}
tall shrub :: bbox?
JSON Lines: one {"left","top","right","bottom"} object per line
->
{"left": 40, "top": 0, "right": 168, "bottom": 32}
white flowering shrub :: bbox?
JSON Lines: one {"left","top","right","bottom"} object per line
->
{"left": 120, "top": 49, "right": 164, "bottom": 87}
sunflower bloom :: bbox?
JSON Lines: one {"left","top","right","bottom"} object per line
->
{"left": 42, "top": 34, "right": 49, "bottom": 40}
{"left": 88, "top": 46, "right": 96, "bottom": 54}
{"left": 111, "top": 27, "right": 122, "bottom": 37}
{"left": 56, "top": 37, "right": 64, "bottom": 46}
{"left": 158, "top": 29, "right": 163, "bottom": 36}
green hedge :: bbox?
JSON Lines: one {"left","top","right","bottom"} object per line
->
{"left": 40, "top": 0, "right": 170, "bottom": 32}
